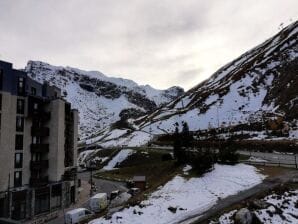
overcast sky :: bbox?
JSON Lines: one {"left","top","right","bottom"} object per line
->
{"left": 0, "top": 1, "right": 297, "bottom": 90}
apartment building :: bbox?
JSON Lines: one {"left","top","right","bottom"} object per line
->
{"left": 0, "top": 60, "right": 79, "bottom": 221}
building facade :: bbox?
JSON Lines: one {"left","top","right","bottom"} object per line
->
{"left": 0, "top": 60, "right": 79, "bottom": 221}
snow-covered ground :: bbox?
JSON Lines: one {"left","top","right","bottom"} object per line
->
{"left": 100, "top": 131, "right": 153, "bottom": 148}
{"left": 248, "top": 156, "right": 268, "bottom": 163}
{"left": 255, "top": 190, "right": 298, "bottom": 223}
{"left": 102, "top": 149, "right": 135, "bottom": 170}
{"left": 210, "top": 210, "right": 237, "bottom": 224}
{"left": 212, "top": 190, "right": 298, "bottom": 224}
{"left": 90, "top": 164, "right": 265, "bottom": 224}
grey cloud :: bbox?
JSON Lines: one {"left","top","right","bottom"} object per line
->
{"left": 0, "top": 0, "right": 297, "bottom": 90}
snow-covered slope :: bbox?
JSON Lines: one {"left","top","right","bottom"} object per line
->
{"left": 134, "top": 21, "right": 298, "bottom": 135}
{"left": 25, "top": 61, "right": 184, "bottom": 139}
{"left": 97, "top": 20, "right": 298, "bottom": 146}
{"left": 90, "top": 164, "right": 264, "bottom": 224}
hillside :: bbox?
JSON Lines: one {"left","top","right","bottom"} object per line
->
{"left": 96, "top": 20, "right": 298, "bottom": 147}
{"left": 25, "top": 61, "right": 184, "bottom": 139}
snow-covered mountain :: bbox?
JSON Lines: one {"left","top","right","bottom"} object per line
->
{"left": 95, "top": 20, "right": 298, "bottom": 147}
{"left": 25, "top": 61, "right": 184, "bottom": 139}
{"left": 137, "top": 21, "right": 298, "bottom": 131}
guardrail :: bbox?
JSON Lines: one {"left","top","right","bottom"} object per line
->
{"left": 241, "top": 160, "right": 298, "bottom": 169}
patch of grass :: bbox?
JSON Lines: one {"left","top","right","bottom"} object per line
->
{"left": 254, "top": 165, "right": 295, "bottom": 178}
{"left": 95, "top": 148, "right": 120, "bottom": 158}
{"left": 95, "top": 160, "right": 177, "bottom": 184}
{"left": 117, "top": 149, "right": 167, "bottom": 168}
{"left": 238, "top": 154, "right": 250, "bottom": 161}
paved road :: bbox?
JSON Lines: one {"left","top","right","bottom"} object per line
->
{"left": 78, "top": 171, "right": 128, "bottom": 194}
{"left": 176, "top": 169, "right": 298, "bottom": 224}
{"left": 238, "top": 150, "right": 297, "bottom": 165}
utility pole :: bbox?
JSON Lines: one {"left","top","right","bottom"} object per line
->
{"left": 90, "top": 168, "right": 93, "bottom": 197}
{"left": 7, "top": 173, "right": 10, "bottom": 218}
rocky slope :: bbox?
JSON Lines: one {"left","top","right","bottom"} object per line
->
{"left": 25, "top": 61, "right": 184, "bottom": 139}
{"left": 96, "top": 20, "right": 298, "bottom": 147}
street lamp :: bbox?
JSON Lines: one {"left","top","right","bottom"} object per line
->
{"left": 87, "top": 160, "right": 97, "bottom": 197}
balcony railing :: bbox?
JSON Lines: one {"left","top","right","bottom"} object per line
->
{"left": 30, "top": 160, "right": 49, "bottom": 170}
{"left": 30, "top": 144, "right": 49, "bottom": 153}
{"left": 31, "top": 127, "right": 50, "bottom": 137}
{"left": 30, "top": 176, "right": 48, "bottom": 187}
{"left": 31, "top": 111, "right": 51, "bottom": 122}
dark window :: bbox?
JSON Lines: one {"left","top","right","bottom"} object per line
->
{"left": 0, "top": 69, "right": 3, "bottom": 90}
{"left": 15, "top": 135, "right": 23, "bottom": 150}
{"left": 33, "top": 102, "right": 39, "bottom": 111}
{"left": 16, "top": 116, "right": 24, "bottom": 132}
{"left": 14, "top": 153, "right": 23, "bottom": 168}
{"left": 14, "top": 171, "right": 22, "bottom": 187}
{"left": 34, "top": 188, "right": 50, "bottom": 215}
{"left": 32, "top": 136, "right": 41, "bottom": 144}
{"left": 17, "top": 77, "right": 25, "bottom": 96}
{"left": 31, "top": 87, "right": 36, "bottom": 96}
{"left": 51, "top": 184, "right": 62, "bottom": 209}
{"left": 0, "top": 94, "right": 2, "bottom": 110}
{"left": 17, "top": 99, "right": 25, "bottom": 114}
{"left": 31, "top": 153, "right": 41, "bottom": 162}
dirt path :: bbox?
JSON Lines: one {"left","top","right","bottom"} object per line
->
{"left": 178, "top": 169, "right": 298, "bottom": 224}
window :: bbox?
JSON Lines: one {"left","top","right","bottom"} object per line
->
{"left": 17, "top": 77, "right": 25, "bottom": 95}
{"left": 17, "top": 99, "right": 25, "bottom": 114}
{"left": 33, "top": 102, "right": 38, "bottom": 111}
{"left": 16, "top": 116, "right": 24, "bottom": 132}
{"left": 15, "top": 135, "right": 23, "bottom": 150}
{"left": 14, "top": 171, "right": 22, "bottom": 187}
{"left": 0, "top": 69, "right": 3, "bottom": 90}
{"left": 32, "top": 136, "right": 41, "bottom": 144}
{"left": 31, "top": 87, "right": 36, "bottom": 96}
{"left": 14, "top": 153, "right": 23, "bottom": 168}
{"left": 51, "top": 184, "right": 62, "bottom": 209}
{"left": 31, "top": 153, "right": 41, "bottom": 162}
{"left": 34, "top": 188, "right": 50, "bottom": 215}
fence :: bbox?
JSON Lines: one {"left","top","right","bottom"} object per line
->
{"left": 241, "top": 159, "right": 298, "bottom": 169}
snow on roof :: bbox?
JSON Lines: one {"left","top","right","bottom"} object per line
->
{"left": 91, "top": 193, "right": 107, "bottom": 199}
{"left": 133, "top": 176, "right": 146, "bottom": 182}
{"left": 66, "top": 208, "right": 86, "bottom": 215}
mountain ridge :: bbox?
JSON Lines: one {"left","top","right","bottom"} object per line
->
{"left": 25, "top": 60, "right": 184, "bottom": 139}
{"left": 90, "top": 20, "right": 298, "bottom": 147}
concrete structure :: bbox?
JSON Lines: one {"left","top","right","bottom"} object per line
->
{"left": 0, "top": 60, "right": 79, "bottom": 221}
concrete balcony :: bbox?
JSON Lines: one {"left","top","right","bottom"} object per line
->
{"left": 30, "top": 144, "right": 49, "bottom": 153}
{"left": 30, "top": 160, "right": 49, "bottom": 170}
{"left": 30, "top": 176, "right": 48, "bottom": 187}
{"left": 31, "top": 126, "right": 50, "bottom": 137}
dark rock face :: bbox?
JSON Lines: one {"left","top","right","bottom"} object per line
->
{"left": 119, "top": 108, "right": 146, "bottom": 120}
{"left": 125, "top": 91, "right": 157, "bottom": 112}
